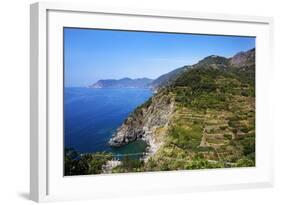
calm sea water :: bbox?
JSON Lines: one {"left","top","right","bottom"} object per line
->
{"left": 64, "top": 87, "right": 153, "bottom": 158}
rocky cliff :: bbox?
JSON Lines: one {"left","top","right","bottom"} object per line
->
{"left": 109, "top": 90, "right": 175, "bottom": 155}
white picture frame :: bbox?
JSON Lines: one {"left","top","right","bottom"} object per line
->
{"left": 30, "top": 1, "right": 274, "bottom": 202}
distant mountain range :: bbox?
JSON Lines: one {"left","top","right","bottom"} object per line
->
{"left": 89, "top": 66, "right": 191, "bottom": 90}
{"left": 90, "top": 48, "right": 255, "bottom": 90}
{"left": 89, "top": 77, "right": 153, "bottom": 89}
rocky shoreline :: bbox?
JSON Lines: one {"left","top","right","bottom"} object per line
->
{"left": 108, "top": 91, "right": 175, "bottom": 160}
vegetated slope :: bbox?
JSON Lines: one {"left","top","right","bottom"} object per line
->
{"left": 149, "top": 65, "right": 192, "bottom": 90}
{"left": 110, "top": 48, "right": 255, "bottom": 172}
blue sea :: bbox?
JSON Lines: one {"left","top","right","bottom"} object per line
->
{"left": 64, "top": 87, "right": 153, "bottom": 158}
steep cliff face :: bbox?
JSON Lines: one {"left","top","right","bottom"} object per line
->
{"left": 109, "top": 91, "right": 175, "bottom": 154}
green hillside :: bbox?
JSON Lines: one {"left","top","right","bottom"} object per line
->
{"left": 65, "top": 48, "right": 256, "bottom": 175}
{"left": 146, "top": 60, "right": 255, "bottom": 171}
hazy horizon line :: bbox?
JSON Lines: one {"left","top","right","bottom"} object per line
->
{"left": 65, "top": 47, "right": 255, "bottom": 87}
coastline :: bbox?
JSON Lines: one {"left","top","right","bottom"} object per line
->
{"left": 109, "top": 95, "right": 175, "bottom": 162}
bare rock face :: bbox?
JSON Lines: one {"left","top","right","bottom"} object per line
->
{"left": 230, "top": 48, "right": 255, "bottom": 67}
{"left": 102, "top": 160, "right": 122, "bottom": 173}
{"left": 108, "top": 91, "right": 174, "bottom": 148}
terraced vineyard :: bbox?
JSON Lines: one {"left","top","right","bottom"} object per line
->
{"left": 146, "top": 101, "right": 254, "bottom": 170}
{"left": 145, "top": 62, "right": 255, "bottom": 170}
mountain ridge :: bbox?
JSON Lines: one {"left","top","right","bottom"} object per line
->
{"left": 89, "top": 48, "right": 255, "bottom": 90}
{"left": 108, "top": 48, "right": 256, "bottom": 172}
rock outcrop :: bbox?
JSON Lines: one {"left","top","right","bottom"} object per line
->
{"left": 109, "top": 91, "right": 175, "bottom": 155}
{"left": 230, "top": 48, "right": 255, "bottom": 67}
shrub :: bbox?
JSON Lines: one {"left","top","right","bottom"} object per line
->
{"left": 224, "top": 134, "right": 232, "bottom": 140}
{"left": 184, "top": 157, "right": 224, "bottom": 170}
{"left": 236, "top": 157, "right": 255, "bottom": 167}
{"left": 64, "top": 148, "right": 113, "bottom": 176}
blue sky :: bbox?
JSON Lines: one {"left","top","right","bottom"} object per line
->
{"left": 64, "top": 28, "right": 255, "bottom": 87}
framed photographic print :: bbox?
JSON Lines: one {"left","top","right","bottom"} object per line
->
{"left": 30, "top": 2, "right": 274, "bottom": 202}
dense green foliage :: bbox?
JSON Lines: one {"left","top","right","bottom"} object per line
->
{"left": 172, "top": 67, "right": 254, "bottom": 109}
{"left": 150, "top": 65, "right": 191, "bottom": 89}
{"left": 112, "top": 156, "right": 145, "bottom": 173}
{"left": 64, "top": 148, "right": 113, "bottom": 176}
